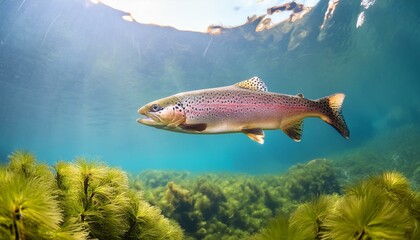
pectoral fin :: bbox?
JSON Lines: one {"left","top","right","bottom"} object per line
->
{"left": 242, "top": 128, "right": 265, "bottom": 144}
{"left": 282, "top": 120, "right": 303, "bottom": 142}
{"left": 179, "top": 123, "right": 207, "bottom": 132}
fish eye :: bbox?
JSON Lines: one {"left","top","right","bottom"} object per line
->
{"left": 149, "top": 104, "right": 162, "bottom": 112}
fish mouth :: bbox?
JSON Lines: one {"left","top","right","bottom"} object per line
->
{"left": 136, "top": 106, "right": 163, "bottom": 126}
{"left": 136, "top": 116, "right": 156, "bottom": 125}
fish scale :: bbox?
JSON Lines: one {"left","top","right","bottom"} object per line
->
{"left": 179, "top": 90, "right": 314, "bottom": 122}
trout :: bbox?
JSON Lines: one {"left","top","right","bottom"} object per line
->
{"left": 137, "top": 77, "right": 349, "bottom": 144}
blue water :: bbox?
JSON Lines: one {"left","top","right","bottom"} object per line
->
{"left": 1, "top": 0, "right": 419, "bottom": 173}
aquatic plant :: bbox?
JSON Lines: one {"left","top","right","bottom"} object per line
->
{"left": 322, "top": 171, "right": 418, "bottom": 239}
{"left": 0, "top": 150, "right": 184, "bottom": 240}
{"left": 0, "top": 170, "right": 62, "bottom": 239}
{"left": 193, "top": 178, "right": 226, "bottom": 219}
{"left": 161, "top": 181, "right": 199, "bottom": 234}
{"left": 248, "top": 215, "right": 289, "bottom": 240}
{"left": 124, "top": 191, "right": 184, "bottom": 240}
{"left": 7, "top": 150, "right": 55, "bottom": 187}
{"left": 372, "top": 171, "right": 415, "bottom": 206}
{"left": 55, "top": 159, "right": 132, "bottom": 239}
{"left": 131, "top": 159, "right": 345, "bottom": 239}
{"left": 324, "top": 193, "right": 413, "bottom": 239}
{"left": 131, "top": 170, "right": 191, "bottom": 189}
{"left": 0, "top": 151, "right": 88, "bottom": 240}
{"left": 251, "top": 171, "right": 419, "bottom": 240}
{"left": 288, "top": 195, "right": 339, "bottom": 240}
{"left": 55, "top": 159, "right": 184, "bottom": 240}
{"left": 413, "top": 192, "right": 420, "bottom": 222}
{"left": 282, "top": 159, "right": 342, "bottom": 202}
{"left": 324, "top": 172, "right": 418, "bottom": 239}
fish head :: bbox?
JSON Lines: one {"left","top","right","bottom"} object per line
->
{"left": 137, "top": 96, "right": 186, "bottom": 129}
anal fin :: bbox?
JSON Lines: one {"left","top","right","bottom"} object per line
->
{"left": 282, "top": 120, "right": 303, "bottom": 142}
{"left": 242, "top": 128, "right": 265, "bottom": 144}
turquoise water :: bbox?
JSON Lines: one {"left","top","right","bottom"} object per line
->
{"left": 1, "top": 0, "right": 419, "bottom": 174}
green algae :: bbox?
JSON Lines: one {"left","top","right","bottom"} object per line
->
{"left": 2, "top": 124, "right": 419, "bottom": 239}
{"left": 248, "top": 216, "right": 289, "bottom": 240}
{"left": 131, "top": 159, "right": 342, "bottom": 239}
{"left": 131, "top": 163, "right": 419, "bottom": 239}
{"left": 0, "top": 150, "right": 183, "bottom": 240}
{"left": 289, "top": 194, "right": 339, "bottom": 239}
{"left": 252, "top": 171, "right": 419, "bottom": 240}
{"left": 0, "top": 172, "right": 64, "bottom": 239}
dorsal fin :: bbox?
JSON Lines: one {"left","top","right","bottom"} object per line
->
{"left": 282, "top": 120, "right": 304, "bottom": 142}
{"left": 234, "top": 77, "right": 268, "bottom": 92}
{"left": 297, "top": 93, "right": 304, "bottom": 98}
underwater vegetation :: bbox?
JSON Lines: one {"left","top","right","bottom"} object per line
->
{"left": 251, "top": 171, "right": 420, "bottom": 240}
{"left": 248, "top": 215, "right": 290, "bottom": 240}
{"left": 131, "top": 123, "right": 420, "bottom": 239}
{"left": 1, "top": 125, "right": 419, "bottom": 239}
{"left": 131, "top": 159, "right": 342, "bottom": 239}
{"left": 0, "top": 151, "right": 72, "bottom": 240}
{"left": 0, "top": 150, "right": 183, "bottom": 240}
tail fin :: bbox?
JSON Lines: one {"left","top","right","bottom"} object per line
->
{"left": 317, "top": 93, "right": 349, "bottom": 139}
